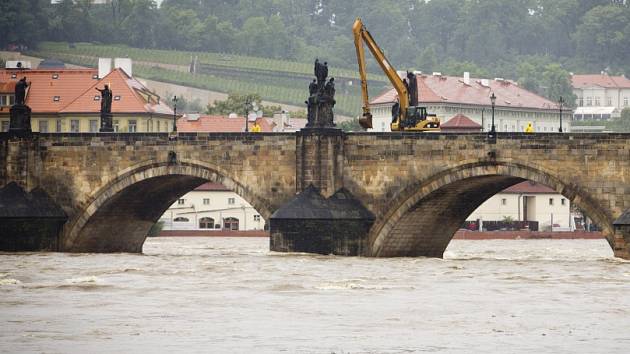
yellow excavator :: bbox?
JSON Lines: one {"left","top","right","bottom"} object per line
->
{"left": 352, "top": 18, "right": 440, "bottom": 131}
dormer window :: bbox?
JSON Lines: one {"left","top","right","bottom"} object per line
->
{"left": 94, "top": 95, "right": 100, "bottom": 101}
{"left": 114, "top": 95, "right": 121, "bottom": 101}
{"left": 53, "top": 96, "right": 60, "bottom": 102}
{"left": 52, "top": 73, "right": 59, "bottom": 79}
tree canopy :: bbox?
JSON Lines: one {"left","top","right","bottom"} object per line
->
{"left": 4, "top": 0, "right": 630, "bottom": 105}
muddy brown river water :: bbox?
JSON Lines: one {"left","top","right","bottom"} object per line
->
{"left": 1, "top": 238, "right": 629, "bottom": 353}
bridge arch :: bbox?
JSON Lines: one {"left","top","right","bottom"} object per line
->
{"left": 369, "top": 161, "right": 616, "bottom": 257}
{"left": 63, "top": 160, "right": 273, "bottom": 253}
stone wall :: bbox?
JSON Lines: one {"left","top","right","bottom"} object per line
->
{"left": 32, "top": 132, "right": 296, "bottom": 251}
{"left": 342, "top": 132, "right": 630, "bottom": 257}
{"left": 1, "top": 131, "right": 630, "bottom": 258}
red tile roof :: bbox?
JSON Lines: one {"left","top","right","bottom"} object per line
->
{"left": 370, "top": 74, "right": 559, "bottom": 110}
{"left": 177, "top": 115, "right": 274, "bottom": 132}
{"left": 441, "top": 113, "right": 481, "bottom": 129}
{"left": 502, "top": 181, "right": 557, "bottom": 194}
{"left": 571, "top": 74, "right": 630, "bottom": 89}
{"left": 0, "top": 68, "right": 173, "bottom": 115}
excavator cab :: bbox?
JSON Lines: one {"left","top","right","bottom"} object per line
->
{"left": 359, "top": 111, "right": 373, "bottom": 129}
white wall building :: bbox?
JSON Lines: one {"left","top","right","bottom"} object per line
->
{"left": 160, "top": 183, "right": 265, "bottom": 231}
{"left": 571, "top": 73, "right": 630, "bottom": 120}
{"left": 369, "top": 72, "right": 567, "bottom": 133}
{"left": 467, "top": 181, "right": 572, "bottom": 231}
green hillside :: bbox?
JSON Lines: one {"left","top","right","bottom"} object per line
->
{"left": 29, "top": 42, "right": 390, "bottom": 117}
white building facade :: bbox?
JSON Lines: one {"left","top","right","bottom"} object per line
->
{"left": 571, "top": 73, "right": 630, "bottom": 121}
{"left": 467, "top": 181, "right": 572, "bottom": 231}
{"left": 160, "top": 183, "right": 266, "bottom": 231}
{"left": 369, "top": 73, "right": 567, "bottom": 133}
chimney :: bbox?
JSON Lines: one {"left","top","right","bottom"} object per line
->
{"left": 98, "top": 58, "right": 112, "bottom": 79}
{"left": 114, "top": 58, "right": 133, "bottom": 77}
{"left": 463, "top": 71, "right": 470, "bottom": 85}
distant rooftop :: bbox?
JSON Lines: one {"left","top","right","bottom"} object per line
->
{"left": 370, "top": 73, "right": 560, "bottom": 111}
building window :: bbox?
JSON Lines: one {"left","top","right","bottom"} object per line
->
{"left": 70, "top": 120, "right": 80, "bottom": 133}
{"left": 52, "top": 73, "right": 59, "bottom": 79}
{"left": 561, "top": 198, "right": 566, "bottom": 206}
{"left": 199, "top": 217, "right": 214, "bottom": 229}
{"left": 203, "top": 198, "right": 210, "bottom": 205}
{"left": 38, "top": 120, "right": 48, "bottom": 133}
{"left": 173, "top": 217, "right": 189, "bottom": 222}
{"left": 94, "top": 95, "right": 100, "bottom": 101}
{"left": 223, "top": 217, "right": 239, "bottom": 230}
{"left": 254, "top": 215, "right": 261, "bottom": 222}
{"left": 89, "top": 120, "right": 98, "bottom": 132}
{"left": 113, "top": 120, "right": 119, "bottom": 132}
{"left": 595, "top": 97, "right": 600, "bottom": 106}
{"left": 228, "top": 197, "right": 235, "bottom": 205}
{"left": 56, "top": 119, "right": 63, "bottom": 132}
{"left": 157, "top": 120, "right": 161, "bottom": 132}
{"left": 549, "top": 198, "right": 554, "bottom": 206}
{"left": 128, "top": 120, "right": 137, "bottom": 133}
{"left": 624, "top": 97, "right": 628, "bottom": 107}
{"left": 501, "top": 198, "right": 506, "bottom": 206}
{"left": 53, "top": 96, "right": 60, "bottom": 102}
{"left": 1, "top": 121, "right": 9, "bottom": 132}
{"left": 114, "top": 95, "right": 121, "bottom": 101}
{"left": 177, "top": 199, "right": 185, "bottom": 205}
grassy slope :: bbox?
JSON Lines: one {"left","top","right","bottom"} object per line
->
{"left": 29, "top": 42, "right": 390, "bottom": 116}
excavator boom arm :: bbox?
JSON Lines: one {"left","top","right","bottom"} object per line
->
{"left": 352, "top": 18, "right": 409, "bottom": 130}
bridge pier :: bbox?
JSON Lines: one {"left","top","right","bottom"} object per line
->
{"left": 270, "top": 128, "right": 375, "bottom": 255}
{"left": 613, "top": 210, "right": 630, "bottom": 259}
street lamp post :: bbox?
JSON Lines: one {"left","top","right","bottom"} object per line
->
{"left": 481, "top": 107, "right": 485, "bottom": 132}
{"left": 490, "top": 92, "right": 496, "bottom": 134}
{"left": 172, "top": 95, "right": 178, "bottom": 133}
{"left": 558, "top": 96, "right": 564, "bottom": 133}
{"left": 244, "top": 97, "right": 250, "bottom": 133}
{"left": 244, "top": 97, "right": 258, "bottom": 133}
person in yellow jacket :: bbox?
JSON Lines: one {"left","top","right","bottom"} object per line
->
{"left": 525, "top": 122, "right": 534, "bottom": 133}
{"left": 251, "top": 120, "right": 262, "bottom": 132}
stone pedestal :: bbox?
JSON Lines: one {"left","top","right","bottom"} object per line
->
{"left": 99, "top": 113, "right": 114, "bottom": 132}
{"left": 9, "top": 104, "right": 32, "bottom": 136}
{"left": 270, "top": 186, "right": 374, "bottom": 256}
{"left": 296, "top": 127, "right": 344, "bottom": 198}
{"left": 0, "top": 183, "right": 67, "bottom": 252}
{"left": 613, "top": 210, "right": 630, "bottom": 259}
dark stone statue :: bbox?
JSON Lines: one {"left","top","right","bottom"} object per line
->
{"left": 308, "top": 79, "right": 317, "bottom": 95}
{"left": 9, "top": 77, "right": 32, "bottom": 135}
{"left": 15, "top": 77, "right": 28, "bottom": 105}
{"left": 95, "top": 85, "right": 113, "bottom": 114}
{"left": 306, "top": 59, "right": 336, "bottom": 128}
{"left": 95, "top": 85, "right": 114, "bottom": 132}
{"left": 407, "top": 71, "right": 418, "bottom": 106}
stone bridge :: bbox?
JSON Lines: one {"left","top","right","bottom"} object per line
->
{"left": 1, "top": 131, "right": 629, "bottom": 259}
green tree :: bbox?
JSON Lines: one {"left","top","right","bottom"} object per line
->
{"left": 0, "top": 0, "right": 48, "bottom": 48}
{"left": 206, "top": 93, "right": 263, "bottom": 116}
{"left": 338, "top": 118, "right": 364, "bottom": 132}
{"left": 574, "top": 4, "right": 630, "bottom": 71}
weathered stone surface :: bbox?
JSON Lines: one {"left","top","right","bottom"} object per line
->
{"left": 0, "top": 131, "right": 629, "bottom": 258}
{"left": 0, "top": 182, "right": 67, "bottom": 251}
{"left": 270, "top": 185, "right": 374, "bottom": 255}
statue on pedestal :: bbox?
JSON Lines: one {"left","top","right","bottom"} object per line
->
{"left": 306, "top": 59, "right": 336, "bottom": 128}
{"left": 9, "top": 77, "right": 32, "bottom": 135}
{"left": 95, "top": 85, "right": 114, "bottom": 132}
